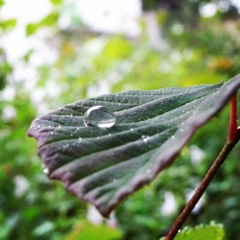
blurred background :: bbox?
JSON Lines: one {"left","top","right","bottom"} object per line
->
{"left": 0, "top": 0, "right": 240, "bottom": 239}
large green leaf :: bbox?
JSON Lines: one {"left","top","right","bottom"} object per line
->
{"left": 28, "top": 74, "right": 240, "bottom": 217}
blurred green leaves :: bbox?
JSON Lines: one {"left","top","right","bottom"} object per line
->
{"left": 50, "top": 0, "right": 63, "bottom": 5}
{"left": 26, "top": 12, "right": 59, "bottom": 36}
{"left": 65, "top": 221, "right": 123, "bottom": 240}
{"left": 0, "top": 18, "right": 17, "bottom": 33}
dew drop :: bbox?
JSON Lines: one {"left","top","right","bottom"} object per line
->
{"left": 83, "top": 105, "right": 116, "bottom": 128}
{"left": 42, "top": 165, "right": 49, "bottom": 175}
{"left": 146, "top": 168, "right": 151, "bottom": 174}
{"left": 141, "top": 135, "right": 150, "bottom": 143}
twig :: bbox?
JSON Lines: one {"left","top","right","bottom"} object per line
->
{"left": 228, "top": 93, "right": 238, "bottom": 143}
{"left": 165, "top": 141, "right": 238, "bottom": 240}
{"left": 165, "top": 94, "right": 239, "bottom": 240}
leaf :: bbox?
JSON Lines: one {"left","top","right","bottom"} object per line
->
{"left": 65, "top": 220, "right": 123, "bottom": 240}
{"left": 28, "top": 74, "right": 240, "bottom": 217}
{"left": 0, "top": 19, "right": 17, "bottom": 32}
{"left": 174, "top": 222, "right": 224, "bottom": 240}
{"left": 26, "top": 13, "right": 59, "bottom": 36}
{"left": 26, "top": 23, "right": 39, "bottom": 36}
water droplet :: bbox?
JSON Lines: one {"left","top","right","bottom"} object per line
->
{"left": 42, "top": 165, "right": 49, "bottom": 175}
{"left": 37, "top": 125, "right": 41, "bottom": 128}
{"left": 146, "top": 168, "right": 151, "bottom": 174}
{"left": 58, "top": 125, "right": 61, "bottom": 129}
{"left": 83, "top": 106, "right": 116, "bottom": 128}
{"left": 78, "top": 137, "right": 82, "bottom": 142}
{"left": 50, "top": 131, "right": 54, "bottom": 135}
{"left": 141, "top": 135, "right": 150, "bottom": 143}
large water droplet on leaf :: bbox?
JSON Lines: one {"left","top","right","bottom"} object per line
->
{"left": 83, "top": 106, "right": 116, "bottom": 128}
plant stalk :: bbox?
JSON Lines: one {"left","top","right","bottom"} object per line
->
{"left": 228, "top": 93, "right": 238, "bottom": 143}
{"left": 165, "top": 140, "right": 238, "bottom": 240}
{"left": 166, "top": 94, "right": 239, "bottom": 239}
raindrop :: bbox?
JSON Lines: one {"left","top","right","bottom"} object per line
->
{"left": 50, "top": 131, "right": 54, "bottom": 135}
{"left": 42, "top": 165, "right": 49, "bottom": 175}
{"left": 37, "top": 125, "right": 41, "bottom": 128}
{"left": 78, "top": 137, "right": 82, "bottom": 143}
{"left": 58, "top": 125, "right": 61, "bottom": 129}
{"left": 83, "top": 105, "right": 116, "bottom": 128}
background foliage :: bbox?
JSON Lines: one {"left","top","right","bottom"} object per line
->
{"left": 0, "top": 0, "right": 240, "bottom": 239}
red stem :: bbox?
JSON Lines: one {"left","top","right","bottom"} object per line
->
{"left": 165, "top": 141, "right": 238, "bottom": 240}
{"left": 228, "top": 93, "right": 238, "bottom": 143}
{"left": 165, "top": 92, "right": 239, "bottom": 240}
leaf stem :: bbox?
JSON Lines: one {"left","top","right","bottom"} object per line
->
{"left": 165, "top": 140, "right": 238, "bottom": 240}
{"left": 228, "top": 93, "right": 238, "bottom": 143}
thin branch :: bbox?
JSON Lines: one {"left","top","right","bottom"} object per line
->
{"left": 165, "top": 140, "right": 238, "bottom": 240}
{"left": 228, "top": 93, "right": 238, "bottom": 143}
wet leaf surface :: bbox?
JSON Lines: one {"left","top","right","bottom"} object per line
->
{"left": 28, "top": 74, "right": 240, "bottom": 217}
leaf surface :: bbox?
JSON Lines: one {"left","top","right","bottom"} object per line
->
{"left": 28, "top": 74, "right": 240, "bottom": 217}
{"left": 174, "top": 223, "right": 224, "bottom": 240}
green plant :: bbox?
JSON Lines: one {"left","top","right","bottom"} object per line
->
{"left": 28, "top": 74, "right": 240, "bottom": 239}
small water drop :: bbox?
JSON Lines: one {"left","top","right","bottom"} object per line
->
{"left": 37, "top": 125, "right": 41, "bottom": 128}
{"left": 42, "top": 166, "right": 49, "bottom": 175}
{"left": 146, "top": 168, "right": 151, "bottom": 174}
{"left": 83, "top": 106, "right": 116, "bottom": 128}
{"left": 78, "top": 137, "right": 82, "bottom": 143}
{"left": 50, "top": 131, "right": 54, "bottom": 135}
{"left": 58, "top": 125, "right": 61, "bottom": 129}
{"left": 141, "top": 135, "right": 150, "bottom": 143}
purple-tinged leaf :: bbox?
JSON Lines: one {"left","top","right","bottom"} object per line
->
{"left": 28, "top": 74, "right": 240, "bottom": 217}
